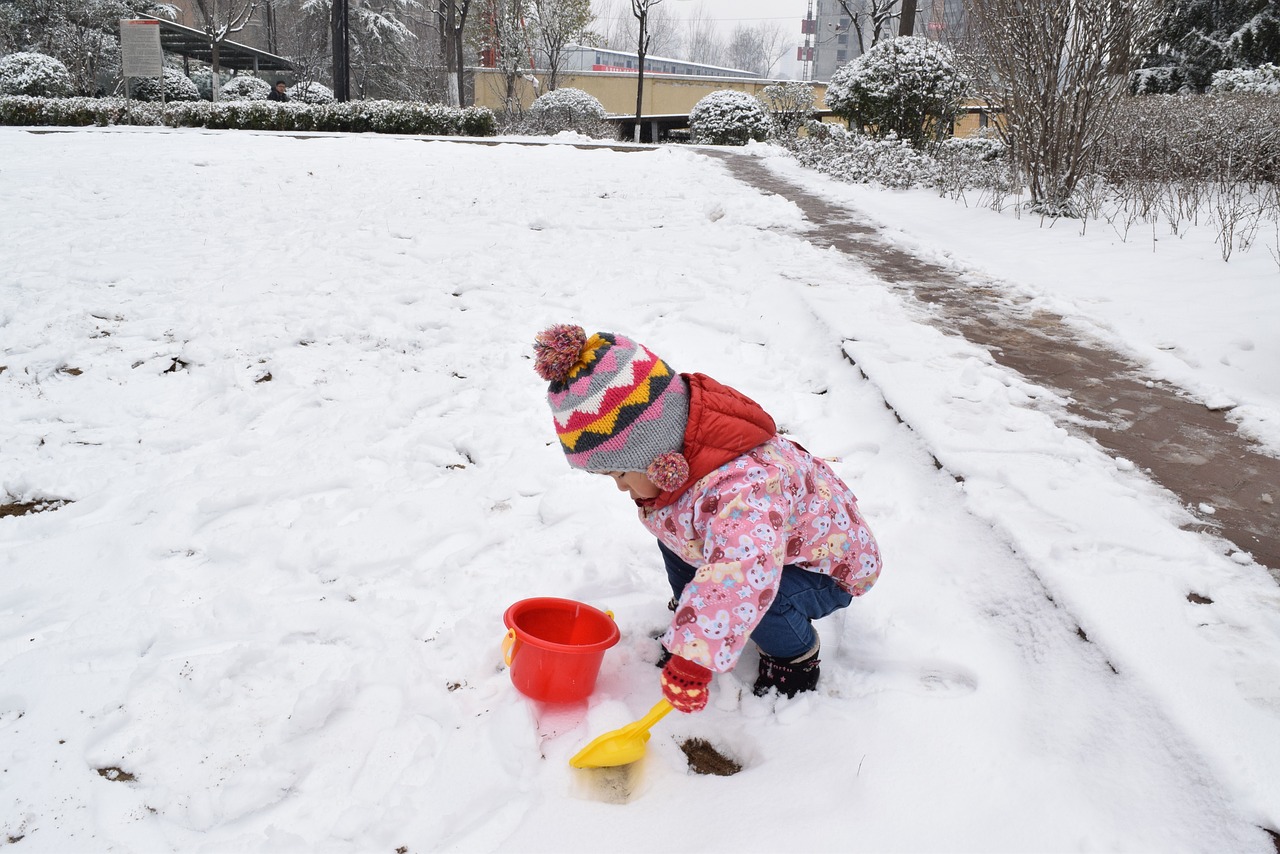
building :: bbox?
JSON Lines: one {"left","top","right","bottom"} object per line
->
{"left": 543, "top": 46, "right": 759, "bottom": 80}
{"left": 802, "top": 0, "right": 969, "bottom": 82}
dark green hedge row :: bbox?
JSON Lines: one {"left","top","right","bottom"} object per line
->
{"left": 0, "top": 96, "right": 497, "bottom": 137}
{"left": 0, "top": 96, "right": 162, "bottom": 126}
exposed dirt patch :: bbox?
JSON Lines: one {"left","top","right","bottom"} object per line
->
{"left": 1187, "top": 592, "right": 1214, "bottom": 605}
{"left": 96, "top": 766, "right": 136, "bottom": 783}
{"left": 679, "top": 738, "right": 742, "bottom": 776}
{"left": 0, "top": 499, "right": 71, "bottom": 519}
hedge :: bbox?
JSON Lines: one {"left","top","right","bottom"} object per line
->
{"left": 0, "top": 96, "right": 497, "bottom": 137}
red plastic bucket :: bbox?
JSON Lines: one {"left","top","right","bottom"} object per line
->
{"left": 502, "top": 597, "right": 620, "bottom": 703}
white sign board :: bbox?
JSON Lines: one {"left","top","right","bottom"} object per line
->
{"left": 120, "top": 19, "right": 163, "bottom": 78}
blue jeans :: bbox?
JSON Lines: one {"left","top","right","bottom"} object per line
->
{"left": 658, "top": 542, "right": 852, "bottom": 660}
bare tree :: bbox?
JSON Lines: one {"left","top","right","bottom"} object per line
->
{"left": 531, "top": 0, "right": 593, "bottom": 90}
{"left": 681, "top": 1, "right": 724, "bottom": 67}
{"left": 476, "top": 0, "right": 533, "bottom": 113}
{"left": 723, "top": 21, "right": 789, "bottom": 76}
{"left": 191, "top": 0, "right": 260, "bottom": 100}
{"left": 629, "top": 0, "right": 662, "bottom": 142}
{"left": 436, "top": 0, "right": 473, "bottom": 105}
{"left": 598, "top": 0, "right": 677, "bottom": 56}
{"left": 964, "top": 0, "right": 1170, "bottom": 213}
{"left": 835, "top": 0, "right": 899, "bottom": 55}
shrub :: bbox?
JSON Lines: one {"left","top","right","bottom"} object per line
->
{"left": 525, "top": 87, "right": 611, "bottom": 137}
{"left": 788, "top": 125, "right": 940, "bottom": 189}
{"left": 0, "top": 95, "right": 499, "bottom": 137}
{"left": 220, "top": 75, "right": 271, "bottom": 101}
{"left": 1210, "top": 63, "right": 1280, "bottom": 95}
{"left": 760, "top": 81, "right": 816, "bottom": 139}
{"left": 825, "top": 35, "right": 968, "bottom": 149}
{"left": 0, "top": 95, "right": 163, "bottom": 126}
{"left": 0, "top": 52, "right": 74, "bottom": 98}
{"left": 1096, "top": 93, "right": 1280, "bottom": 184}
{"left": 189, "top": 68, "right": 216, "bottom": 100}
{"left": 130, "top": 69, "right": 201, "bottom": 102}
{"left": 688, "top": 89, "right": 771, "bottom": 146}
{"left": 159, "top": 99, "right": 497, "bottom": 136}
{"left": 1130, "top": 65, "right": 1188, "bottom": 95}
{"left": 287, "top": 81, "right": 334, "bottom": 104}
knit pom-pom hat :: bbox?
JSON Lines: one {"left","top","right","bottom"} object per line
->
{"left": 533, "top": 323, "right": 690, "bottom": 490}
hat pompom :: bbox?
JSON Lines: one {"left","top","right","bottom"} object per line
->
{"left": 533, "top": 324, "right": 588, "bottom": 382}
{"left": 647, "top": 452, "right": 690, "bottom": 492}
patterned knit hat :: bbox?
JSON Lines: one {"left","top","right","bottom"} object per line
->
{"left": 533, "top": 323, "right": 691, "bottom": 491}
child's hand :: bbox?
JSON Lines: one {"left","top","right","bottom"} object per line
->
{"left": 661, "top": 655, "right": 713, "bottom": 713}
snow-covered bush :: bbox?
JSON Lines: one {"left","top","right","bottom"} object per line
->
{"left": 0, "top": 52, "right": 74, "bottom": 98}
{"left": 161, "top": 99, "right": 498, "bottom": 136}
{"left": 188, "top": 68, "right": 216, "bottom": 100}
{"left": 219, "top": 75, "right": 271, "bottom": 101}
{"left": 825, "top": 36, "right": 968, "bottom": 149}
{"left": 0, "top": 93, "right": 499, "bottom": 136}
{"left": 130, "top": 69, "right": 201, "bottom": 102}
{"left": 788, "top": 126, "right": 939, "bottom": 189}
{"left": 287, "top": 81, "right": 334, "bottom": 104}
{"left": 930, "top": 133, "right": 1014, "bottom": 197}
{"left": 525, "top": 87, "right": 611, "bottom": 137}
{"left": 0, "top": 95, "right": 163, "bottom": 126}
{"left": 1210, "top": 63, "right": 1280, "bottom": 95}
{"left": 1130, "top": 65, "right": 1189, "bottom": 95}
{"left": 759, "top": 81, "right": 816, "bottom": 139}
{"left": 1098, "top": 93, "right": 1280, "bottom": 184}
{"left": 688, "top": 89, "right": 771, "bottom": 146}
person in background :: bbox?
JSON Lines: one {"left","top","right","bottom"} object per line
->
{"left": 268, "top": 80, "right": 289, "bottom": 102}
{"left": 532, "top": 323, "right": 883, "bottom": 714}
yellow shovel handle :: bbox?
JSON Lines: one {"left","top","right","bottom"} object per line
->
{"left": 625, "top": 699, "right": 674, "bottom": 735}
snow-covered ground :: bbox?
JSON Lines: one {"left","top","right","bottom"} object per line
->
{"left": 2, "top": 127, "right": 1279, "bottom": 853}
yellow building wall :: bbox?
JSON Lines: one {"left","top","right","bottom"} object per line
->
{"left": 472, "top": 69, "right": 831, "bottom": 117}
{"left": 472, "top": 70, "right": 996, "bottom": 139}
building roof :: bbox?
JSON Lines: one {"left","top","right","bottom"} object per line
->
{"left": 139, "top": 14, "right": 293, "bottom": 72}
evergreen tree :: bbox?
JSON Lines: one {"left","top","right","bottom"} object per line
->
{"left": 1139, "top": 0, "right": 1280, "bottom": 93}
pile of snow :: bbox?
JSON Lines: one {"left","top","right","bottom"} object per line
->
{"left": 2, "top": 127, "right": 1279, "bottom": 852}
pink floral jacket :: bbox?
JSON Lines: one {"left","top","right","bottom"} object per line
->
{"left": 643, "top": 436, "right": 881, "bottom": 673}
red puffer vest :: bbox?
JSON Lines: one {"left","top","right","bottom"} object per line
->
{"left": 646, "top": 372, "right": 777, "bottom": 511}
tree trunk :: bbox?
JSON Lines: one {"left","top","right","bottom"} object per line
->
{"left": 634, "top": 11, "right": 646, "bottom": 142}
{"left": 899, "top": 0, "right": 917, "bottom": 37}
{"left": 331, "top": 0, "right": 348, "bottom": 101}
{"left": 211, "top": 41, "right": 221, "bottom": 102}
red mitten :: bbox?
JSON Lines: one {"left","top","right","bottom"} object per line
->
{"left": 661, "top": 655, "right": 713, "bottom": 714}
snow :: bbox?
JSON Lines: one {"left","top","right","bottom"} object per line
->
{"left": 2, "top": 126, "right": 1279, "bottom": 852}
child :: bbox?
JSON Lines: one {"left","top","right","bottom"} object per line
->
{"left": 533, "top": 324, "right": 882, "bottom": 713}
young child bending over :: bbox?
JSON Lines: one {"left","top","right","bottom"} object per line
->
{"left": 533, "top": 324, "right": 882, "bottom": 713}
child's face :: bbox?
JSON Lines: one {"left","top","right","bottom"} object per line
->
{"left": 603, "top": 471, "right": 661, "bottom": 501}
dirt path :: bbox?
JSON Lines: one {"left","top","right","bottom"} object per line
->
{"left": 707, "top": 150, "right": 1280, "bottom": 579}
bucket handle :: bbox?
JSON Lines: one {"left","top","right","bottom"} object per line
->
{"left": 502, "top": 628, "right": 519, "bottom": 666}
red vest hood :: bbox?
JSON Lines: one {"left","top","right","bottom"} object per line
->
{"left": 644, "top": 372, "right": 777, "bottom": 511}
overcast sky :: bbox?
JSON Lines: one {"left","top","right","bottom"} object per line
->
{"left": 592, "top": 0, "right": 811, "bottom": 77}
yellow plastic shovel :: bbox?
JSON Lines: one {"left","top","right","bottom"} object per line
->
{"left": 569, "top": 699, "right": 674, "bottom": 768}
